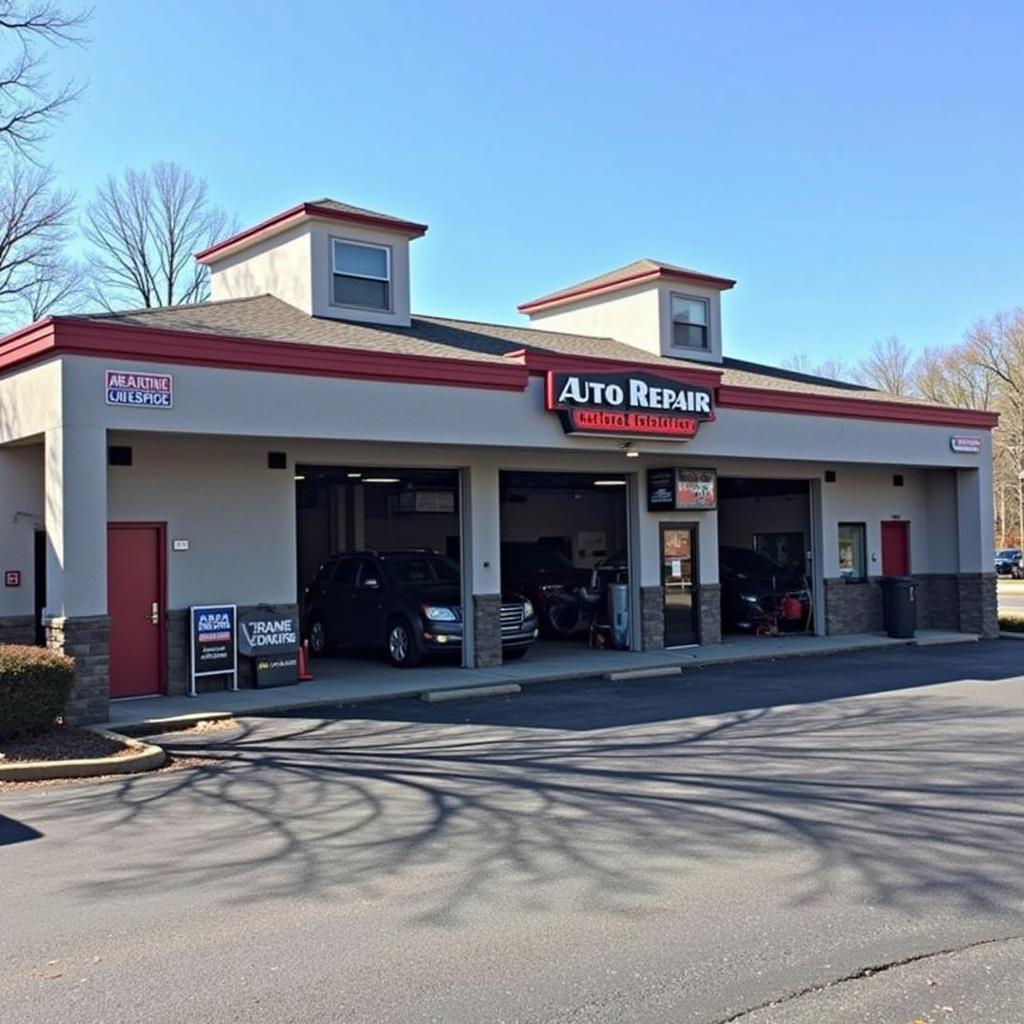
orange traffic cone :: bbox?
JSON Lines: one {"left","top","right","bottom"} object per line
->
{"left": 297, "top": 639, "right": 315, "bottom": 682}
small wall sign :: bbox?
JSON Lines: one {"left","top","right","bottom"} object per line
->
{"left": 4, "top": 570, "right": 21, "bottom": 588}
{"left": 172, "top": 539, "right": 190, "bottom": 552}
{"left": 950, "top": 435, "right": 982, "bottom": 454}
{"left": 106, "top": 370, "right": 173, "bottom": 408}
{"left": 546, "top": 371, "right": 714, "bottom": 440}
{"left": 647, "top": 468, "right": 718, "bottom": 511}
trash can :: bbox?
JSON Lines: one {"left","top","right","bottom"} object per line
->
{"left": 879, "top": 577, "right": 916, "bottom": 639}
{"left": 608, "top": 582, "right": 630, "bottom": 650}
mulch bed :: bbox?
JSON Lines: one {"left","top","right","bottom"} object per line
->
{"left": 0, "top": 724, "right": 133, "bottom": 765}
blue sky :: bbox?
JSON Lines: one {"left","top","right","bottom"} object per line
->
{"left": 40, "top": 1, "right": 1024, "bottom": 365}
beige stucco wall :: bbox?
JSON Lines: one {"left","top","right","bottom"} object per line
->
{"left": 0, "top": 443, "right": 43, "bottom": 618}
{"left": 0, "top": 358, "right": 62, "bottom": 444}
{"left": 208, "top": 222, "right": 313, "bottom": 314}
{"left": 524, "top": 280, "right": 724, "bottom": 365}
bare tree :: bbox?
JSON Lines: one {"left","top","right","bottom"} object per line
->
{"left": 17, "top": 249, "right": 82, "bottom": 317}
{"left": 0, "top": 1, "right": 89, "bottom": 156}
{"left": 83, "top": 162, "right": 232, "bottom": 309}
{"left": 780, "top": 351, "right": 852, "bottom": 382}
{"left": 0, "top": 158, "right": 73, "bottom": 319}
{"left": 852, "top": 335, "right": 916, "bottom": 395}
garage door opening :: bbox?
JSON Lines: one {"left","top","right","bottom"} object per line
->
{"left": 717, "top": 477, "right": 815, "bottom": 636}
{"left": 499, "top": 470, "right": 631, "bottom": 657}
{"left": 295, "top": 465, "right": 468, "bottom": 669}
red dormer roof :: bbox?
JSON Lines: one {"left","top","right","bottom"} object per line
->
{"left": 196, "top": 198, "right": 428, "bottom": 263}
{"left": 518, "top": 258, "right": 736, "bottom": 314}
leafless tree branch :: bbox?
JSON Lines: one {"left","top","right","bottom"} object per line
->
{"left": 0, "top": 2, "right": 90, "bottom": 156}
{"left": 83, "top": 161, "right": 232, "bottom": 309}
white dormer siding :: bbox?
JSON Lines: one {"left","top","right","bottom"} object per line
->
{"left": 520, "top": 261, "right": 733, "bottom": 365}
{"left": 200, "top": 200, "right": 426, "bottom": 328}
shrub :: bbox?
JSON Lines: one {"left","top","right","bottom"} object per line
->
{"left": 0, "top": 645, "right": 75, "bottom": 740}
{"left": 998, "top": 613, "right": 1024, "bottom": 634}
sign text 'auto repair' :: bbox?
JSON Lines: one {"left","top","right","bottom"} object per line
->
{"left": 546, "top": 371, "right": 714, "bottom": 439}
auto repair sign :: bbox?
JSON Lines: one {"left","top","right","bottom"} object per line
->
{"left": 546, "top": 371, "right": 714, "bottom": 440}
{"left": 106, "top": 370, "right": 173, "bottom": 408}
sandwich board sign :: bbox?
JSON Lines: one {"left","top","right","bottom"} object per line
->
{"left": 189, "top": 604, "right": 238, "bottom": 696}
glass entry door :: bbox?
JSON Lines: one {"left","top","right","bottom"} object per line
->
{"left": 661, "top": 524, "right": 698, "bottom": 647}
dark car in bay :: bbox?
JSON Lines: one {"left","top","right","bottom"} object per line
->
{"left": 719, "top": 545, "right": 810, "bottom": 633}
{"left": 302, "top": 550, "right": 538, "bottom": 666}
{"left": 994, "top": 548, "right": 1022, "bottom": 578}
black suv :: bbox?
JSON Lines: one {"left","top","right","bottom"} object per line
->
{"left": 302, "top": 550, "right": 538, "bottom": 667}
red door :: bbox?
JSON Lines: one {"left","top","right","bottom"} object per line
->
{"left": 880, "top": 521, "right": 910, "bottom": 576}
{"left": 107, "top": 524, "right": 166, "bottom": 698}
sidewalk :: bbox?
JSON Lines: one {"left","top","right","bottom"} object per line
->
{"left": 104, "top": 629, "right": 977, "bottom": 731}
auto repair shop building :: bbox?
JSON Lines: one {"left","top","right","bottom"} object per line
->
{"left": 0, "top": 198, "right": 999, "bottom": 723}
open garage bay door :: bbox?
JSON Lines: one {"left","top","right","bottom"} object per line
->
{"left": 717, "top": 477, "right": 817, "bottom": 636}
{"left": 499, "top": 470, "right": 631, "bottom": 653}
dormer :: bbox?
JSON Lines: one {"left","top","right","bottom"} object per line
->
{"left": 518, "top": 259, "right": 735, "bottom": 364}
{"left": 197, "top": 199, "right": 428, "bottom": 327}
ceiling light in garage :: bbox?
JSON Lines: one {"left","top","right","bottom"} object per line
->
{"left": 593, "top": 479, "right": 627, "bottom": 486}
{"left": 347, "top": 472, "right": 363, "bottom": 478}
{"left": 364, "top": 477, "right": 400, "bottom": 484}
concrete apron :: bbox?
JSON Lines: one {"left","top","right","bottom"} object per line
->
{"left": 103, "top": 629, "right": 977, "bottom": 731}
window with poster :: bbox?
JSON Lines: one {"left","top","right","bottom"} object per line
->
{"left": 838, "top": 522, "right": 867, "bottom": 582}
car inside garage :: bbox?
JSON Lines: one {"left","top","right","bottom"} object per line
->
{"left": 294, "top": 465, "right": 485, "bottom": 668}
{"left": 716, "top": 477, "right": 815, "bottom": 636}
{"left": 499, "top": 470, "right": 631, "bottom": 654}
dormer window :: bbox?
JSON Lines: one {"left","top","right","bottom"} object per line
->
{"left": 332, "top": 238, "right": 391, "bottom": 311}
{"left": 671, "top": 294, "right": 709, "bottom": 350}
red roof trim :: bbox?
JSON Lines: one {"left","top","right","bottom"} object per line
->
{"left": 196, "top": 202, "right": 429, "bottom": 262}
{"left": 717, "top": 384, "right": 999, "bottom": 429}
{"left": 523, "top": 350, "right": 723, "bottom": 388}
{"left": 518, "top": 266, "right": 736, "bottom": 314}
{"left": 1, "top": 318, "right": 526, "bottom": 392}
{"left": 0, "top": 317, "right": 996, "bottom": 428}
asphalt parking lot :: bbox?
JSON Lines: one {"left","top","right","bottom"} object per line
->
{"left": 3, "top": 641, "right": 1023, "bottom": 1023}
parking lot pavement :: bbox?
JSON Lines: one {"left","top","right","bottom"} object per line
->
{"left": 997, "top": 578, "right": 1024, "bottom": 613}
{"left": 2, "top": 641, "right": 1023, "bottom": 1024}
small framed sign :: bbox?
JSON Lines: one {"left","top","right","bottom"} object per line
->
{"left": 950, "top": 435, "right": 982, "bottom": 454}
{"left": 648, "top": 468, "right": 718, "bottom": 511}
{"left": 106, "top": 370, "right": 173, "bottom": 408}
{"left": 189, "top": 604, "right": 237, "bottom": 696}
{"left": 4, "top": 569, "right": 21, "bottom": 588}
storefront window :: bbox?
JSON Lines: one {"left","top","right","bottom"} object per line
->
{"left": 838, "top": 523, "right": 867, "bottom": 582}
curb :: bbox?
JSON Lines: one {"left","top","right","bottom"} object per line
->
{"left": 421, "top": 683, "right": 521, "bottom": 703}
{"left": 114, "top": 711, "right": 235, "bottom": 738}
{"left": 998, "top": 630, "right": 1024, "bottom": 640}
{"left": 103, "top": 633, "right": 983, "bottom": 731}
{"left": 0, "top": 728, "right": 166, "bottom": 783}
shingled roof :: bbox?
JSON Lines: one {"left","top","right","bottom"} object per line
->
{"left": 77, "top": 293, "right": 938, "bottom": 406}
{"left": 518, "top": 258, "right": 737, "bottom": 313}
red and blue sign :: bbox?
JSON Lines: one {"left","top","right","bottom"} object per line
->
{"left": 106, "top": 370, "right": 173, "bottom": 408}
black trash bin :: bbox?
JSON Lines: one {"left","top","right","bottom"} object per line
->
{"left": 879, "top": 577, "right": 916, "bottom": 638}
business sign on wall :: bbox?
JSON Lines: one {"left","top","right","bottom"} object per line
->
{"left": 189, "top": 604, "right": 238, "bottom": 696}
{"left": 238, "top": 609, "right": 300, "bottom": 688}
{"left": 545, "top": 371, "right": 714, "bottom": 440}
{"left": 950, "top": 435, "right": 982, "bottom": 454}
{"left": 106, "top": 370, "right": 173, "bottom": 408}
{"left": 647, "top": 467, "right": 718, "bottom": 511}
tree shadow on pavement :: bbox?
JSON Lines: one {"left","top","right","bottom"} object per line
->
{"left": 32, "top": 648, "right": 1024, "bottom": 926}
